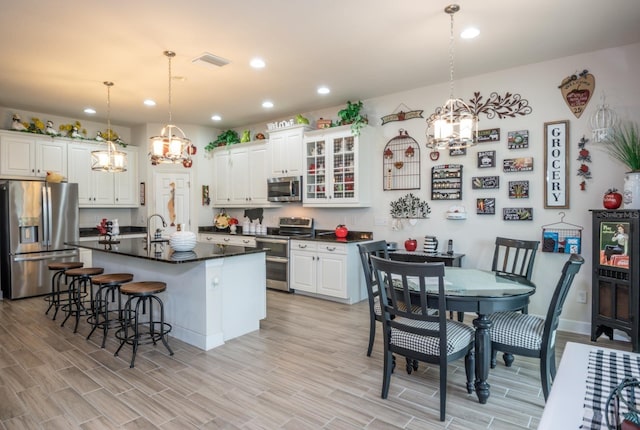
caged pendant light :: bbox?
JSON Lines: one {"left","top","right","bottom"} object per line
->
{"left": 91, "top": 81, "right": 127, "bottom": 172}
{"left": 426, "top": 4, "right": 478, "bottom": 151}
{"left": 590, "top": 94, "right": 618, "bottom": 143}
{"left": 149, "top": 50, "right": 193, "bottom": 167}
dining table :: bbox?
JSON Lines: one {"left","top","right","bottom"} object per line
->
{"left": 411, "top": 266, "right": 536, "bottom": 404}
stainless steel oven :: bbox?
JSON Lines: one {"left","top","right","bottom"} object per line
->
{"left": 255, "top": 237, "right": 289, "bottom": 291}
{"left": 255, "top": 216, "right": 314, "bottom": 292}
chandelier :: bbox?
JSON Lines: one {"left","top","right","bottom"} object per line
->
{"left": 590, "top": 94, "right": 618, "bottom": 143}
{"left": 149, "top": 51, "right": 193, "bottom": 167}
{"left": 426, "top": 4, "right": 478, "bottom": 150}
{"left": 91, "top": 81, "right": 127, "bottom": 172}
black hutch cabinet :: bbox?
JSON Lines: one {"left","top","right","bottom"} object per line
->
{"left": 590, "top": 209, "right": 640, "bottom": 352}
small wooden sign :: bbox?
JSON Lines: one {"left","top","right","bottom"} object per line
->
{"left": 477, "top": 128, "right": 500, "bottom": 143}
{"left": 507, "top": 130, "right": 529, "bottom": 149}
{"left": 477, "top": 198, "right": 495, "bottom": 214}
{"left": 508, "top": 180, "right": 529, "bottom": 198}
{"left": 503, "top": 207, "right": 533, "bottom": 221}
{"left": 477, "top": 150, "right": 496, "bottom": 168}
{"left": 503, "top": 157, "right": 533, "bottom": 172}
{"left": 472, "top": 176, "right": 500, "bottom": 189}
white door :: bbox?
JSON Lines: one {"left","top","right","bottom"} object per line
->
{"left": 154, "top": 172, "right": 191, "bottom": 233}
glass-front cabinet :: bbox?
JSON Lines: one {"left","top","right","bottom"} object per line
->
{"left": 302, "top": 125, "right": 372, "bottom": 207}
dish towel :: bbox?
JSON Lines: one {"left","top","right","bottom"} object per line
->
{"left": 581, "top": 349, "right": 640, "bottom": 429}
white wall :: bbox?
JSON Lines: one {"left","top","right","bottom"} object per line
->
{"left": 221, "top": 42, "right": 640, "bottom": 337}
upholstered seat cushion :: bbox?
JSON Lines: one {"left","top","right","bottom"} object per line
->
{"left": 489, "top": 311, "right": 544, "bottom": 350}
{"left": 391, "top": 318, "right": 474, "bottom": 355}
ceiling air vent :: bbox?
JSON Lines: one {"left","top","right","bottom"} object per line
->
{"left": 192, "top": 52, "right": 230, "bottom": 68}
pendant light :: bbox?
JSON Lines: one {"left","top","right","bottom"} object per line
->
{"left": 91, "top": 81, "right": 127, "bottom": 172}
{"left": 426, "top": 4, "right": 478, "bottom": 150}
{"left": 149, "top": 50, "right": 193, "bottom": 167}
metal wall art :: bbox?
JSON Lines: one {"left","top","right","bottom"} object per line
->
{"left": 544, "top": 120, "right": 570, "bottom": 208}
{"left": 558, "top": 69, "right": 595, "bottom": 119}
{"left": 576, "top": 136, "right": 592, "bottom": 190}
{"left": 476, "top": 198, "right": 495, "bottom": 215}
{"left": 477, "top": 150, "right": 496, "bottom": 168}
{"left": 508, "top": 180, "right": 529, "bottom": 199}
{"left": 507, "top": 130, "right": 529, "bottom": 149}
{"left": 427, "top": 91, "right": 533, "bottom": 122}
{"left": 380, "top": 103, "right": 424, "bottom": 125}
{"left": 382, "top": 129, "right": 420, "bottom": 190}
{"left": 472, "top": 176, "right": 499, "bottom": 189}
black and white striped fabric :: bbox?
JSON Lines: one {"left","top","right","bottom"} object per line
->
{"left": 390, "top": 318, "right": 474, "bottom": 355}
{"left": 489, "top": 311, "right": 543, "bottom": 350}
{"left": 581, "top": 349, "right": 640, "bottom": 429}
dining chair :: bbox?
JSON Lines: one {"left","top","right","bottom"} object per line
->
{"left": 491, "top": 236, "right": 540, "bottom": 285}
{"left": 370, "top": 255, "right": 475, "bottom": 421}
{"left": 357, "top": 240, "right": 389, "bottom": 357}
{"left": 489, "top": 253, "right": 584, "bottom": 401}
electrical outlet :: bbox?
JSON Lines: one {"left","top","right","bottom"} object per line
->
{"left": 577, "top": 291, "right": 587, "bottom": 304}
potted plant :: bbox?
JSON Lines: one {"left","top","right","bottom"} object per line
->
{"left": 337, "top": 100, "right": 367, "bottom": 136}
{"left": 205, "top": 130, "right": 240, "bottom": 152}
{"left": 605, "top": 121, "right": 640, "bottom": 209}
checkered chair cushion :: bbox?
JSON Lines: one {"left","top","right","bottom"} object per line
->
{"left": 489, "top": 311, "right": 544, "bottom": 350}
{"left": 391, "top": 318, "right": 475, "bottom": 355}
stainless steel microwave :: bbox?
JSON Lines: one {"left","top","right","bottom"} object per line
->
{"left": 267, "top": 176, "right": 302, "bottom": 202}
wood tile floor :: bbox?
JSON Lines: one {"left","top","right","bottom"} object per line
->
{"left": 0, "top": 290, "right": 629, "bottom": 429}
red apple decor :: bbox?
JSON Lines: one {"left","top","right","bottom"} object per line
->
{"left": 604, "top": 188, "right": 623, "bottom": 209}
{"left": 404, "top": 238, "right": 418, "bottom": 252}
{"left": 335, "top": 224, "right": 348, "bottom": 238}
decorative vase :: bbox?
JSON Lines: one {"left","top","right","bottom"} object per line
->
{"left": 623, "top": 172, "right": 640, "bottom": 209}
{"left": 169, "top": 224, "right": 197, "bottom": 251}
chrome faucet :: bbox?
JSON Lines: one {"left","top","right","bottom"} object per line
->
{"left": 146, "top": 213, "right": 167, "bottom": 250}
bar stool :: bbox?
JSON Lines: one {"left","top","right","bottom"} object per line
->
{"left": 115, "top": 281, "right": 173, "bottom": 368}
{"left": 45, "top": 261, "right": 84, "bottom": 320}
{"left": 60, "top": 267, "right": 104, "bottom": 333}
{"left": 87, "top": 273, "right": 134, "bottom": 348}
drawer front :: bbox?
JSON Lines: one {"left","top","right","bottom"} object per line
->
{"left": 291, "top": 240, "right": 318, "bottom": 252}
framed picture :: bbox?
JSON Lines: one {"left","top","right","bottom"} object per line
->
{"left": 598, "top": 221, "right": 629, "bottom": 268}
{"left": 477, "top": 198, "right": 495, "bottom": 214}
{"left": 507, "top": 130, "right": 529, "bottom": 149}
{"left": 503, "top": 157, "right": 534, "bottom": 172}
{"left": 503, "top": 207, "right": 533, "bottom": 221}
{"left": 477, "top": 128, "right": 500, "bottom": 143}
{"left": 508, "top": 180, "right": 529, "bottom": 198}
{"left": 139, "top": 182, "right": 145, "bottom": 206}
{"left": 449, "top": 147, "right": 466, "bottom": 157}
{"left": 544, "top": 120, "right": 569, "bottom": 208}
{"left": 472, "top": 176, "right": 500, "bottom": 189}
{"left": 477, "top": 150, "right": 496, "bottom": 168}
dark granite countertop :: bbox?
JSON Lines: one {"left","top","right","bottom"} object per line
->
{"left": 198, "top": 226, "right": 373, "bottom": 244}
{"left": 79, "top": 226, "right": 146, "bottom": 238}
{"left": 66, "top": 238, "right": 265, "bottom": 264}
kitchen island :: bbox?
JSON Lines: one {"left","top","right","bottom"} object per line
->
{"left": 66, "top": 238, "right": 267, "bottom": 351}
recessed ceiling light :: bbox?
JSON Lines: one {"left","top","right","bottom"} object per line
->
{"left": 84, "top": 108, "right": 96, "bottom": 115}
{"left": 211, "top": 115, "right": 222, "bottom": 121}
{"left": 250, "top": 58, "right": 266, "bottom": 69}
{"left": 144, "top": 99, "right": 156, "bottom": 107}
{"left": 317, "top": 86, "right": 330, "bottom": 95}
{"left": 461, "top": 27, "right": 480, "bottom": 39}
{"left": 262, "top": 100, "right": 274, "bottom": 108}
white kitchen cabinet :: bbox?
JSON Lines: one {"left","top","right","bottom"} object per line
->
{"left": 302, "top": 125, "right": 373, "bottom": 207}
{"left": 268, "top": 125, "right": 311, "bottom": 177}
{"left": 0, "top": 131, "right": 67, "bottom": 179}
{"left": 212, "top": 141, "right": 270, "bottom": 208}
{"left": 290, "top": 239, "right": 365, "bottom": 303}
{"left": 198, "top": 233, "right": 257, "bottom": 247}
{"left": 67, "top": 142, "right": 138, "bottom": 207}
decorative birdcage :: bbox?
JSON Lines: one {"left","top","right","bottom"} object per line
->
{"left": 383, "top": 129, "right": 421, "bottom": 190}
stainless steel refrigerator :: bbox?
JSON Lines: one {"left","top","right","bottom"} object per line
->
{"left": 0, "top": 180, "right": 79, "bottom": 299}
